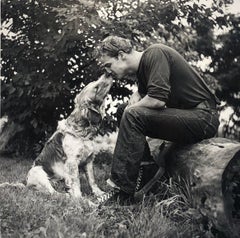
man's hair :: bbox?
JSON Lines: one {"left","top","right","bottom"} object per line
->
{"left": 98, "top": 36, "right": 133, "bottom": 57}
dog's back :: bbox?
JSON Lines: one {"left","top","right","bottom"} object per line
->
{"left": 34, "top": 132, "right": 66, "bottom": 177}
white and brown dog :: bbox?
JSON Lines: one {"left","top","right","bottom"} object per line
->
{"left": 26, "top": 74, "right": 113, "bottom": 199}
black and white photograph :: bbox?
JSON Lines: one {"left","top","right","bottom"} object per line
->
{"left": 1, "top": 0, "right": 240, "bottom": 237}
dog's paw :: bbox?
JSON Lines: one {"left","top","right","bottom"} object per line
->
{"left": 86, "top": 200, "right": 98, "bottom": 208}
{"left": 92, "top": 188, "right": 105, "bottom": 197}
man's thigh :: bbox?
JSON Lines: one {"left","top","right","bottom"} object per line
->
{"left": 134, "top": 107, "right": 215, "bottom": 144}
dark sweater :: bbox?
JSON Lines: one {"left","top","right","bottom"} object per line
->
{"left": 137, "top": 44, "right": 219, "bottom": 109}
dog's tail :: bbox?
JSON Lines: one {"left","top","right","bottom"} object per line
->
{"left": 0, "top": 181, "right": 26, "bottom": 188}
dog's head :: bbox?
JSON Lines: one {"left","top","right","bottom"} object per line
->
{"left": 69, "top": 74, "right": 113, "bottom": 126}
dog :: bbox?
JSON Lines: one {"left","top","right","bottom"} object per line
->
{"left": 26, "top": 74, "right": 113, "bottom": 200}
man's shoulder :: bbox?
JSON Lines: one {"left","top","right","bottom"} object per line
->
{"left": 142, "top": 44, "right": 175, "bottom": 63}
{"left": 146, "top": 43, "right": 174, "bottom": 51}
{"left": 142, "top": 44, "right": 164, "bottom": 59}
{"left": 145, "top": 43, "right": 164, "bottom": 52}
{"left": 144, "top": 43, "right": 177, "bottom": 57}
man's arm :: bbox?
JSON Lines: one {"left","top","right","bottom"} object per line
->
{"left": 129, "top": 95, "right": 165, "bottom": 109}
{"left": 128, "top": 91, "right": 142, "bottom": 106}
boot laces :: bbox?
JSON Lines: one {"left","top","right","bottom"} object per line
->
{"left": 135, "top": 166, "right": 144, "bottom": 192}
{"left": 97, "top": 189, "right": 118, "bottom": 204}
{"left": 135, "top": 161, "right": 156, "bottom": 192}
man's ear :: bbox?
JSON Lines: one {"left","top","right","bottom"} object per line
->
{"left": 118, "top": 50, "right": 127, "bottom": 60}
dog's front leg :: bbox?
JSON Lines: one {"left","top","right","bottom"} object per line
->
{"left": 64, "top": 160, "right": 82, "bottom": 199}
{"left": 85, "top": 160, "right": 105, "bottom": 196}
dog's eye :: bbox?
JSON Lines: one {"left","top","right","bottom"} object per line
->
{"left": 104, "top": 63, "right": 111, "bottom": 68}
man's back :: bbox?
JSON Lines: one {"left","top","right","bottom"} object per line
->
{"left": 137, "top": 44, "right": 218, "bottom": 109}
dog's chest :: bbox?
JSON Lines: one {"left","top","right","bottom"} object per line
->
{"left": 62, "top": 134, "right": 96, "bottom": 161}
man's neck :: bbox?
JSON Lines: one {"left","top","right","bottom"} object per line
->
{"left": 129, "top": 50, "right": 144, "bottom": 72}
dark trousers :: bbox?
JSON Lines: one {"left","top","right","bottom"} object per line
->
{"left": 111, "top": 103, "right": 220, "bottom": 194}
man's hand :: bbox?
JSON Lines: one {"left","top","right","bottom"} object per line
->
{"left": 128, "top": 91, "right": 142, "bottom": 107}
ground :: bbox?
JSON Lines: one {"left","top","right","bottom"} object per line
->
{"left": 0, "top": 154, "right": 210, "bottom": 238}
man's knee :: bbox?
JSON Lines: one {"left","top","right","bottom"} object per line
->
{"left": 117, "top": 103, "right": 144, "bottom": 124}
{"left": 119, "top": 106, "right": 146, "bottom": 136}
{"left": 116, "top": 103, "right": 128, "bottom": 126}
{"left": 122, "top": 106, "right": 144, "bottom": 123}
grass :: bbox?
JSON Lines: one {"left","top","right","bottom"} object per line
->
{"left": 0, "top": 154, "right": 206, "bottom": 238}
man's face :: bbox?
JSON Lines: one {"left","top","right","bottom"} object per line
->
{"left": 99, "top": 53, "right": 131, "bottom": 79}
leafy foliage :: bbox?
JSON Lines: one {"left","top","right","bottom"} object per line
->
{"left": 2, "top": 1, "right": 100, "bottom": 137}
{"left": 211, "top": 15, "right": 240, "bottom": 139}
{"left": 1, "top": 0, "right": 239, "bottom": 154}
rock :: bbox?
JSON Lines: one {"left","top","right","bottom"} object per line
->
{"left": 0, "top": 118, "right": 23, "bottom": 153}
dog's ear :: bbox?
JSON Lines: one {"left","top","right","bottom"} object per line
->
{"left": 87, "top": 107, "right": 102, "bottom": 125}
{"left": 88, "top": 98, "right": 107, "bottom": 124}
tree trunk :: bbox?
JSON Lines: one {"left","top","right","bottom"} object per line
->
{"left": 149, "top": 137, "right": 240, "bottom": 237}
{"left": 0, "top": 117, "right": 23, "bottom": 153}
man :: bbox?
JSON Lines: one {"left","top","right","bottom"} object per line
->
{"left": 97, "top": 35, "right": 220, "bottom": 205}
